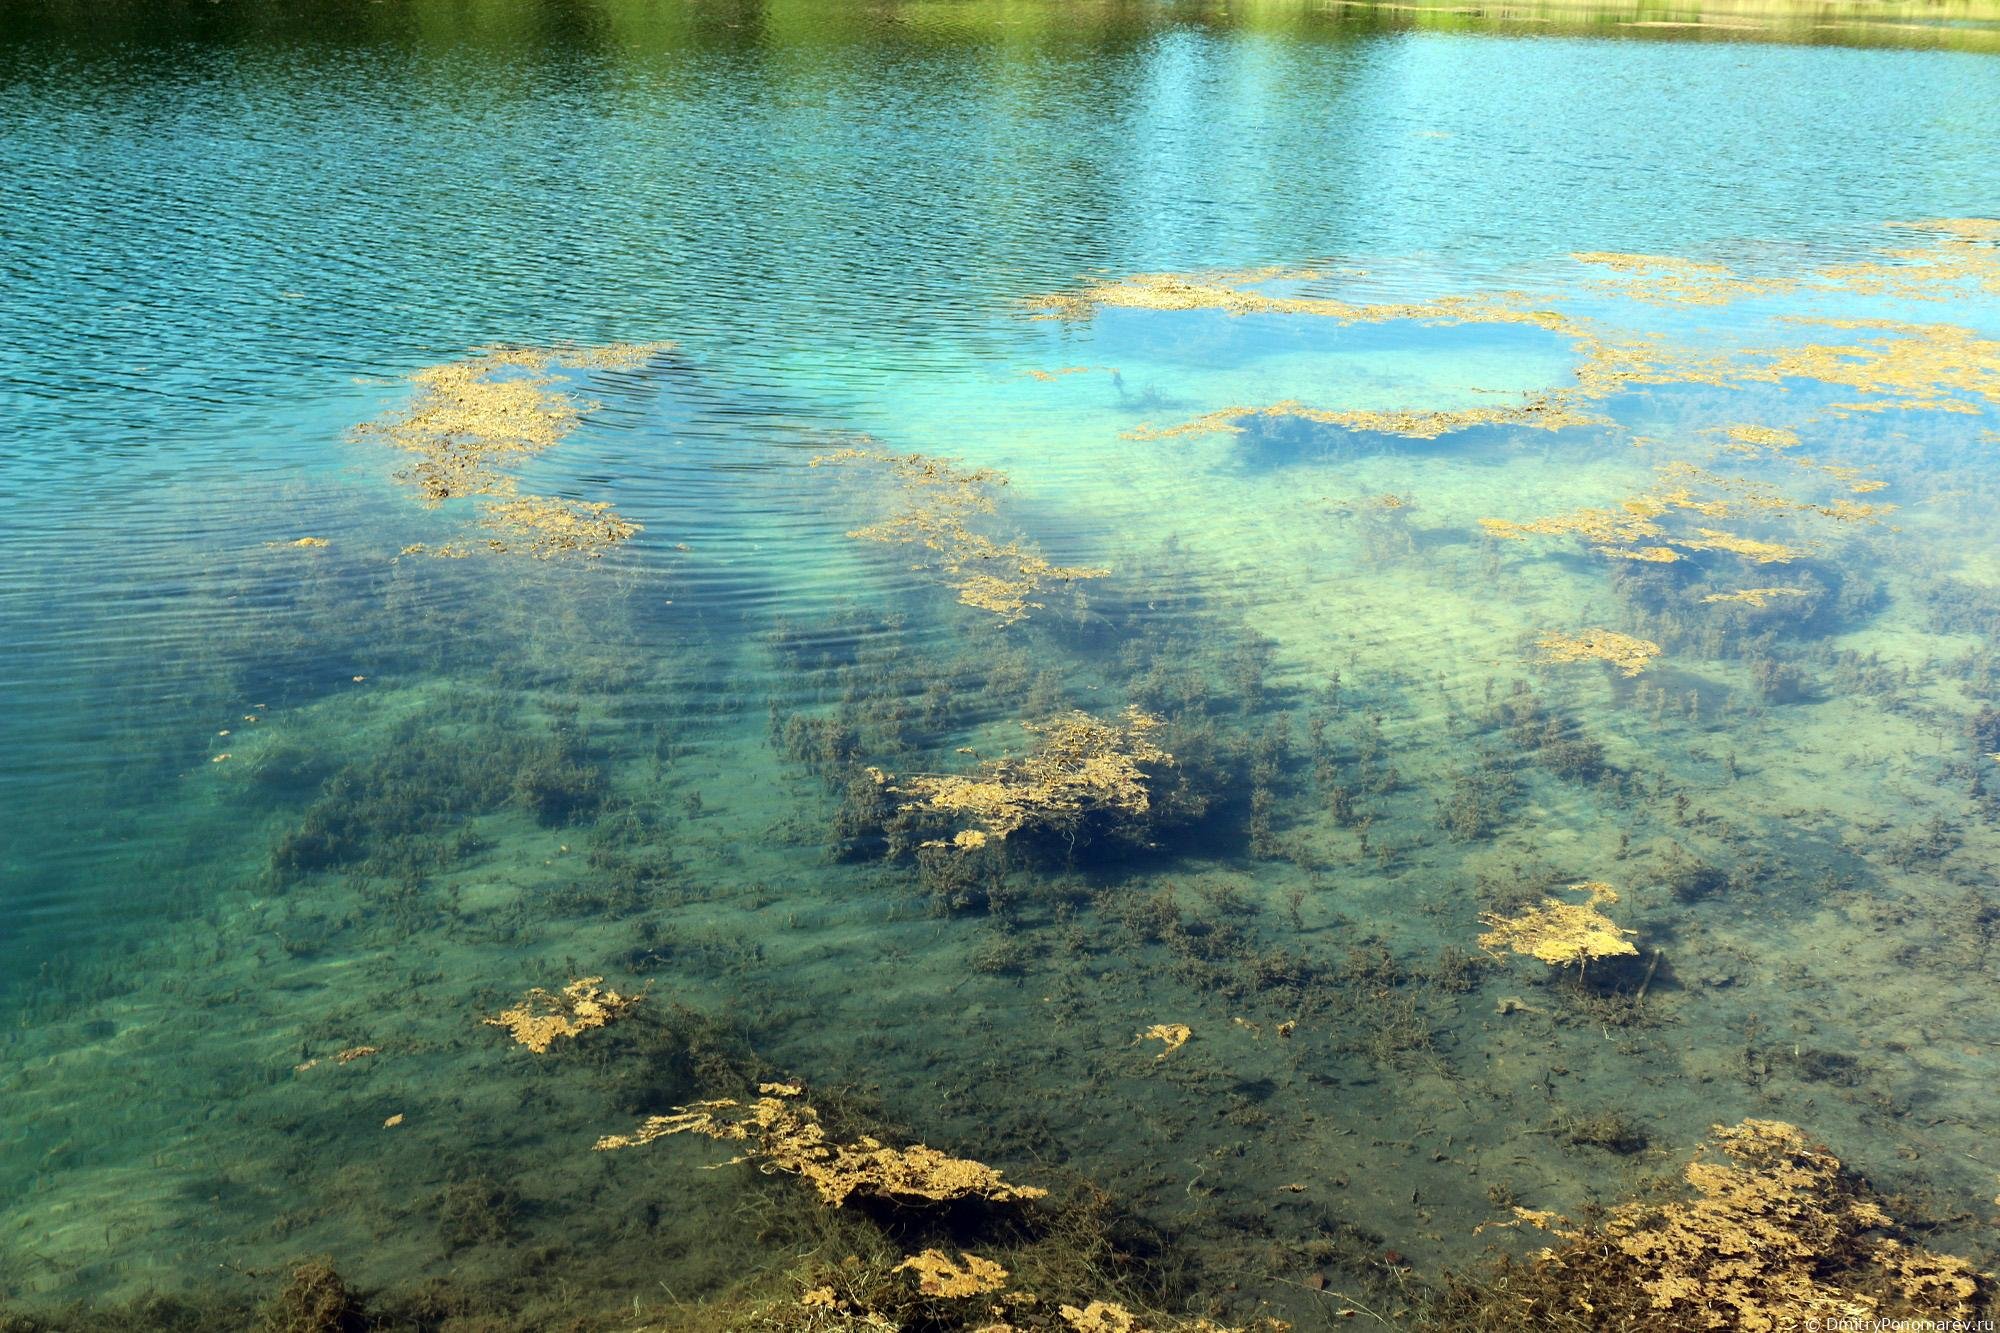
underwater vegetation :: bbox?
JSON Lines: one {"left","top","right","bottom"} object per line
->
{"left": 266, "top": 714, "right": 608, "bottom": 882}
{"left": 596, "top": 1082, "right": 1050, "bottom": 1207}
{"left": 1042, "top": 220, "right": 1998, "bottom": 468}
{"left": 353, "top": 342, "right": 669, "bottom": 558}
{"left": 811, "top": 447, "right": 1108, "bottom": 622}
{"left": 1477, "top": 881, "right": 1639, "bottom": 969}
{"left": 9, "top": 201, "right": 2000, "bottom": 1333}
{"left": 481, "top": 976, "right": 642, "bottom": 1053}
{"left": 1121, "top": 398, "right": 1609, "bottom": 442}
{"left": 1027, "top": 267, "right": 1576, "bottom": 332}
{"left": 1445, "top": 1120, "right": 1985, "bottom": 1331}
{"left": 1534, "top": 629, "right": 1662, "bottom": 677}
{"left": 1481, "top": 460, "right": 1891, "bottom": 569}
{"left": 890, "top": 707, "right": 1176, "bottom": 849}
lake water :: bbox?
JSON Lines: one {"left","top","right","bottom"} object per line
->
{"left": 3, "top": 1, "right": 2000, "bottom": 1328}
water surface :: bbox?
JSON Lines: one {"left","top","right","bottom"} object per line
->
{"left": 3, "top": 2, "right": 1999, "bottom": 1327}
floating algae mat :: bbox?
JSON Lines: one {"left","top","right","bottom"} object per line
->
{"left": 4, "top": 3, "right": 2000, "bottom": 1329}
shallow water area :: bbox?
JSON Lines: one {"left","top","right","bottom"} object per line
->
{"left": 4, "top": 2, "right": 2000, "bottom": 1329}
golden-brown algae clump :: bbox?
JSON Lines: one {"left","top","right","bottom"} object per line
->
{"left": 594, "top": 1083, "right": 1048, "bottom": 1208}
{"left": 1491, "top": 1120, "right": 1984, "bottom": 1331}
{"left": 1721, "top": 423, "right": 1801, "bottom": 451}
{"left": 1123, "top": 397, "right": 1609, "bottom": 443}
{"left": 894, "top": 1251, "right": 1010, "bottom": 1298}
{"left": 1053, "top": 1301, "right": 1280, "bottom": 1332}
{"left": 353, "top": 341, "right": 665, "bottom": 557}
{"left": 1027, "top": 267, "right": 1575, "bottom": 334}
{"left": 895, "top": 707, "right": 1172, "bottom": 844}
{"left": 1571, "top": 252, "right": 1798, "bottom": 306}
{"left": 1751, "top": 319, "right": 2000, "bottom": 414}
{"left": 1535, "top": 629, "right": 1661, "bottom": 677}
{"left": 1137, "top": 1023, "right": 1192, "bottom": 1060}
{"left": 1478, "top": 881, "right": 1637, "bottom": 968}
{"left": 1702, "top": 587, "right": 1809, "bottom": 607}
{"left": 812, "top": 447, "right": 1107, "bottom": 622}
{"left": 482, "top": 977, "right": 641, "bottom": 1053}
{"left": 1816, "top": 219, "right": 2000, "bottom": 302}
{"left": 477, "top": 496, "right": 640, "bottom": 559}
{"left": 1482, "top": 462, "right": 1883, "bottom": 571}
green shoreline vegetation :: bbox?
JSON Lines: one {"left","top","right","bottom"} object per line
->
{"left": 6, "top": 0, "right": 2000, "bottom": 52}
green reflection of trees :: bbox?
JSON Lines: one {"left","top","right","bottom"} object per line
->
{"left": 5, "top": 0, "right": 1996, "bottom": 55}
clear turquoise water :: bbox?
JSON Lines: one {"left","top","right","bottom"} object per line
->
{"left": 3, "top": 2, "right": 2000, "bottom": 1327}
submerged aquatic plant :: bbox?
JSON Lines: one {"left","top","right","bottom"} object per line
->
{"left": 1123, "top": 397, "right": 1609, "bottom": 443}
{"left": 892, "top": 707, "right": 1174, "bottom": 845}
{"left": 811, "top": 447, "right": 1107, "bottom": 621}
{"left": 1535, "top": 629, "right": 1662, "bottom": 677}
{"left": 1478, "top": 881, "right": 1638, "bottom": 968}
{"left": 1701, "top": 587, "right": 1810, "bottom": 607}
{"left": 1571, "top": 251, "right": 1799, "bottom": 306}
{"left": 1476, "top": 1120, "right": 1984, "bottom": 1331}
{"left": 893, "top": 1250, "right": 1010, "bottom": 1298}
{"left": 1136, "top": 1023, "right": 1192, "bottom": 1060}
{"left": 1026, "top": 266, "right": 1573, "bottom": 333}
{"left": 352, "top": 341, "right": 665, "bottom": 556}
{"left": 1484, "top": 462, "right": 1885, "bottom": 577}
{"left": 594, "top": 1083, "right": 1049, "bottom": 1208}
{"left": 478, "top": 495, "right": 641, "bottom": 559}
{"left": 482, "top": 977, "right": 642, "bottom": 1053}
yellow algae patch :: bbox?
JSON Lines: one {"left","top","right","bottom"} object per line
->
{"left": 482, "top": 977, "right": 641, "bottom": 1054}
{"left": 1722, "top": 423, "right": 1801, "bottom": 451}
{"left": 1567, "top": 328, "right": 1747, "bottom": 398}
{"left": 1748, "top": 320, "right": 2000, "bottom": 413}
{"left": 1061, "top": 1303, "right": 1144, "bottom": 1332}
{"left": 1504, "top": 1120, "right": 1984, "bottom": 1330}
{"left": 1029, "top": 268, "right": 1576, "bottom": 334}
{"left": 1598, "top": 545, "right": 1685, "bottom": 563}
{"left": 352, "top": 341, "right": 666, "bottom": 554}
{"left": 273, "top": 536, "right": 330, "bottom": 548}
{"left": 1536, "top": 629, "right": 1661, "bottom": 677}
{"left": 896, "top": 707, "right": 1171, "bottom": 844}
{"left": 1572, "top": 252, "right": 1797, "bottom": 306}
{"left": 895, "top": 1251, "right": 1009, "bottom": 1298}
{"left": 1021, "top": 365, "right": 1100, "bottom": 381}
{"left": 1680, "top": 528, "right": 1806, "bottom": 564}
{"left": 1485, "top": 464, "right": 1881, "bottom": 571}
{"left": 1124, "top": 396, "right": 1608, "bottom": 442}
{"left": 1702, "top": 587, "right": 1810, "bottom": 607}
{"left": 478, "top": 496, "right": 640, "bottom": 559}
{"left": 1809, "top": 462, "right": 1891, "bottom": 494}
{"left": 595, "top": 1085, "right": 1047, "bottom": 1208}
{"left": 1815, "top": 225, "right": 2000, "bottom": 300}
{"left": 1481, "top": 504, "right": 1667, "bottom": 550}
{"left": 1137, "top": 1023, "right": 1191, "bottom": 1060}
{"left": 1653, "top": 462, "right": 1892, "bottom": 525}
{"left": 812, "top": 447, "right": 1107, "bottom": 623}
{"left": 1889, "top": 217, "right": 2000, "bottom": 242}
{"left": 1055, "top": 1301, "right": 1268, "bottom": 1332}
{"left": 1479, "top": 881, "right": 1638, "bottom": 968}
